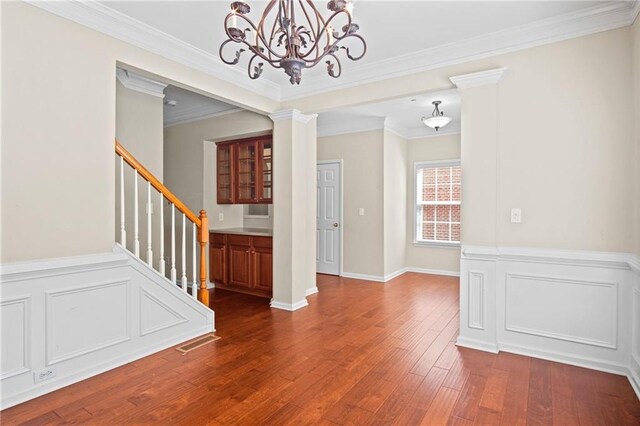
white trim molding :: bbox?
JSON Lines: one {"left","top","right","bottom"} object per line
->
{"left": 270, "top": 299, "right": 309, "bottom": 311}
{"left": 164, "top": 107, "right": 243, "bottom": 128}
{"left": 450, "top": 67, "right": 507, "bottom": 89}
{"left": 458, "top": 244, "right": 640, "bottom": 400}
{"left": 116, "top": 68, "right": 167, "bottom": 98}
{"left": 305, "top": 287, "right": 319, "bottom": 297}
{"left": 269, "top": 109, "right": 317, "bottom": 124}
{"left": 26, "top": 1, "right": 639, "bottom": 102}
{"left": 0, "top": 246, "right": 214, "bottom": 409}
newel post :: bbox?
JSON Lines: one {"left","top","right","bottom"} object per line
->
{"left": 198, "top": 210, "right": 209, "bottom": 306}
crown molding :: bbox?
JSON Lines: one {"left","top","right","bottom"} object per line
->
{"left": 164, "top": 107, "right": 244, "bottom": 128}
{"left": 450, "top": 67, "right": 507, "bottom": 89}
{"left": 280, "top": 1, "right": 638, "bottom": 101}
{"left": 24, "top": 0, "right": 282, "bottom": 101}
{"left": 116, "top": 68, "right": 167, "bottom": 98}
{"left": 269, "top": 109, "right": 317, "bottom": 124}
{"left": 26, "top": 1, "right": 639, "bottom": 103}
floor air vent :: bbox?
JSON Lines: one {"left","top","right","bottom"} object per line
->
{"left": 176, "top": 333, "right": 220, "bottom": 354}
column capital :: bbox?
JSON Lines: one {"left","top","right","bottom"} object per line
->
{"left": 449, "top": 67, "right": 507, "bottom": 89}
{"left": 269, "top": 109, "right": 318, "bottom": 124}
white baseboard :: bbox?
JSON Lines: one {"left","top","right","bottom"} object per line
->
{"left": 270, "top": 299, "right": 309, "bottom": 311}
{"left": 0, "top": 246, "right": 215, "bottom": 409}
{"left": 456, "top": 336, "right": 499, "bottom": 353}
{"left": 341, "top": 267, "right": 460, "bottom": 283}
{"left": 1, "top": 325, "right": 212, "bottom": 409}
{"left": 406, "top": 267, "right": 460, "bottom": 277}
{"left": 458, "top": 244, "right": 640, "bottom": 401}
{"left": 341, "top": 271, "right": 386, "bottom": 282}
{"left": 305, "top": 287, "right": 319, "bottom": 296}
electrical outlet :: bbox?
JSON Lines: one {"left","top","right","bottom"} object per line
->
{"left": 218, "top": 212, "right": 224, "bottom": 221}
{"left": 358, "top": 208, "right": 365, "bottom": 216}
{"left": 510, "top": 208, "right": 522, "bottom": 224}
{"left": 34, "top": 367, "right": 56, "bottom": 383}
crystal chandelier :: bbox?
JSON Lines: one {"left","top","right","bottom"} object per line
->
{"left": 422, "top": 101, "right": 452, "bottom": 131}
{"left": 219, "top": 0, "right": 367, "bottom": 85}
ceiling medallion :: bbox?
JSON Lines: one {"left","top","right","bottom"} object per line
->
{"left": 422, "top": 101, "right": 452, "bottom": 131}
{"left": 219, "top": 0, "right": 367, "bottom": 85}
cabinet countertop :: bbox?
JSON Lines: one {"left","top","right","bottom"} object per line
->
{"left": 210, "top": 227, "right": 273, "bottom": 237}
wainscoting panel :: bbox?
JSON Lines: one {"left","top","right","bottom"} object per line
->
{"left": 0, "top": 296, "right": 30, "bottom": 380}
{"left": 505, "top": 273, "right": 617, "bottom": 349}
{"left": 0, "top": 245, "right": 214, "bottom": 409}
{"left": 458, "top": 246, "right": 638, "bottom": 398}
{"left": 46, "top": 280, "right": 131, "bottom": 365}
{"left": 468, "top": 271, "right": 485, "bottom": 330}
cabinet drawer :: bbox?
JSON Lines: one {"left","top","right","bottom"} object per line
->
{"left": 228, "top": 234, "right": 252, "bottom": 246}
{"left": 252, "top": 236, "right": 272, "bottom": 249}
{"left": 210, "top": 232, "right": 227, "bottom": 246}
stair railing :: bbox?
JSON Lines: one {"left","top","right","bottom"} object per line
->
{"left": 115, "top": 140, "right": 209, "bottom": 306}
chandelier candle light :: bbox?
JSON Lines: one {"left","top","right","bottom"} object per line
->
{"left": 219, "top": 0, "right": 367, "bottom": 85}
{"left": 422, "top": 101, "right": 452, "bottom": 131}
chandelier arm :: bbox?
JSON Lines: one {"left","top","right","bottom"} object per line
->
{"left": 219, "top": 39, "right": 246, "bottom": 65}
{"left": 223, "top": 11, "right": 288, "bottom": 60}
{"left": 297, "top": 9, "right": 351, "bottom": 59}
{"left": 340, "top": 33, "right": 367, "bottom": 61}
{"left": 299, "top": 0, "right": 326, "bottom": 60}
{"left": 247, "top": 54, "right": 265, "bottom": 79}
{"left": 324, "top": 53, "right": 342, "bottom": 78}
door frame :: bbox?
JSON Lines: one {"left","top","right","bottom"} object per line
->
{"left": 317, "top": 160, "right": 344, "bottom": 276}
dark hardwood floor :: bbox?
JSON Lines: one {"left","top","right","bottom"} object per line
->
{"left": 2, "top": 273, "right": 639, "bottom": 425}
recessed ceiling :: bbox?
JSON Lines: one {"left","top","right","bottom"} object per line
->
{"left": 101, "top": 1, "right": 611, "bottom": 86}
{"left": 163, "top": 85, "right": 240, "bottom": 127}
{"left": 318, "top": 89, "right": 461, "bottom": 139}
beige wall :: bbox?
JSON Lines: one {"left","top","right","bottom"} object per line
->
{"left": 633, "top": 16, "right": 640, "bottom": 258}
{"left": 303, "top": 27, "right": 636, "bottom": 254}
{"left": 317, "top": 131, "right": 384, "bottom": 277}
{"left": 383, "top": 130, "right": 407, "bottom": 276}
{"left": 0, "top": 2, "right": 277, "bottom": 262}
{"left": 163, "top": 110, "right": 273, "bottom": 230}
{"left": 406, "top": 134, "right": 461, "bottom": 273}
{"left": 115, "top": 81, "right": 164, "bottom": 266}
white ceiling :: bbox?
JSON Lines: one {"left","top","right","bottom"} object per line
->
{"left": 163, "top": 85, "right": 239, "bottom": 127}
{"left": 100, "top": 1, "right": 620, "bottom": 90}
{"left": 318, "top": 88, "right": 461, "bottom": 139}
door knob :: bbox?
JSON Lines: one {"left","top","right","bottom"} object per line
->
{"left": 333, "top": 223, "right": 339, "bottom": 227}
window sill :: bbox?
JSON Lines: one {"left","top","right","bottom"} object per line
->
{"left": 413, "top": 241, "right": 461, "bottom": 249}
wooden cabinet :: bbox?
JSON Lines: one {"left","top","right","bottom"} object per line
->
{"left": 216, "top": 135, "right": 272, "bottom": 204}
{"left": 209, "top": 232, "right": 272, "bottom": 298}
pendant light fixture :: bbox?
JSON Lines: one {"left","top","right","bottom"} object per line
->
{"left": 422, "top": 101, "right": 452, "bottom": 131}
{"left": 219, "top": 0, "right": 367, "bottom": 85}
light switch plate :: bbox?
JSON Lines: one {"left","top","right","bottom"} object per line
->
{"left": 218, "top": 213, "right": 224, "bottom": 221}
{"left": 510, "top": 208, "right": 522, "bottom": 224}
{"left": 358, "top": 208, "right": 365, "bottom": 216}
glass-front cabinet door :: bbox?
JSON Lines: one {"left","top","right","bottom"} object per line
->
{"left": 236, "top": 141, "right": 258, "bottom": 203}
{"left": 258, "top": 139, "right": 272, "bottom": 203}
{"left": 216, "top": 143, "right": 234, "bottom": 204}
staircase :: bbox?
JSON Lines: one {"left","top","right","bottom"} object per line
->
{"left": 115, "top": 140, "right": 210, "bottom": 306}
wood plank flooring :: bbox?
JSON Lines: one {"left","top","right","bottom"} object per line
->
{"left": 2, "top": 273, "right": 639, "bottom": 425}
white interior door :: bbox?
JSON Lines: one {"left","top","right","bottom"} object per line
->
{"left": 317, "top": 162, "right": 341, "bottom": 275}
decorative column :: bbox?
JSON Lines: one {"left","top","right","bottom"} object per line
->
{"left": 450, "top": 68, "right": 506, "bottom": 352}
{"left": 269, "top": 109, "right": 318, "bottom": 311}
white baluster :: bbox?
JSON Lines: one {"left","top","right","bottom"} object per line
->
{"left": 181, "top": 213, "right": 187, "bottom": 291}
{"left": 192, "top": 222, "right": 197, "bottom": 299}
{"left": 119, "top": 157, "right": 126, "bottom": 248}
{"left": 133, "top": 171, "right": 140, "bottom": 257}
{"left": 171, "top": 204, "right": 176, "bottom": 284}
{"left": 159, "top": 193, "right": 165, "bottom": 276}
{"left": 146, "top": 182, "right": 152, "bottom": 266}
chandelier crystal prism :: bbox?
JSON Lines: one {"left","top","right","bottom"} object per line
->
{"left": 219, "top": 0, "right": 367, "bottom": 85}
{"left": 422, "top": 101, "right": 452, "bottom": 131}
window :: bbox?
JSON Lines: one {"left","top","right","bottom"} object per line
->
{"left": 415, "top": 160, "right": 461, "bottom": 245}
